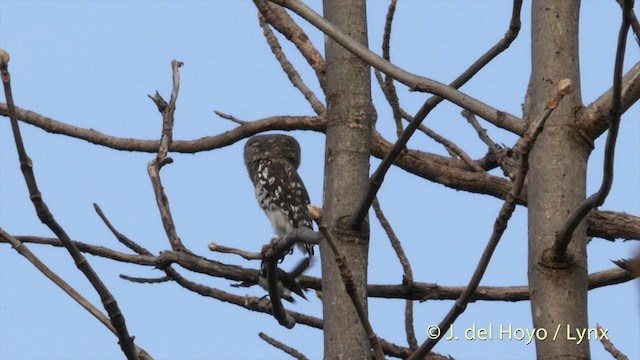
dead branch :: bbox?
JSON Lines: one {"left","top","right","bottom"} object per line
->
{"left": 551, "top": 3, "right": 633, "bottom": 264}
{"left": 577, "top": 61, "right": 640, "bottom": 139}
{"left": 5, "top": 234, "right": 635, "bottom": 302}
{"left": 1, "top": 103, "right": 637, "bottom": 242}
{"left": 0, "top": 228, "right": 153, "bottom": 360}
{"left": 258, "top": 332, "right": 308, "bottom": 360}
{"left": 0, "top": 49, "right": 139, "bottom": 360}
{"left": 373, "top": 198, "right": 417, "bottom": 349}
{"left": 147, "top": 60, "right": 190, "bottom": 253}
{"left": 258, "top": 12, "right": 326, "bottom": 116}
{"left": 267, "top": 0, "right": 524, "bottom": 135}
{"left": 208, "top": 242, "right": 263, "bottom": 260}
{"left": 308, "top": 206, "right": 385, "bottom": 360}
{"left": 598, "top": 323, "right": 629, "bottom": 360}
{"left": 410, "top": 79, "right": 573, "bottom": 358}
{"left": 349, "top": 0, "right": 524, "bottom": 228}
{"left": 380, "top": 0, "right": 403, "bottom": 137}
{"left": 253, "top": 0, "right": 326, "bottom": 91}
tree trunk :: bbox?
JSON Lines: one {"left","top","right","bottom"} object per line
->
{"left": 526, "top": 1, "right": 591, "bottom": 359}
{"left": 321, "top": 0, "right": 372, "bottom": 358}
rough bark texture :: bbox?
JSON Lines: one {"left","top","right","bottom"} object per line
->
{"left": 526, "top": 1, "right": 591, "bottom": 359}
{"left": 321, "top": 0, "right": 372, "bottom": 358}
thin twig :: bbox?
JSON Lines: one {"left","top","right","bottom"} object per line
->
{"left": 94, "top": 203, "right": 150, "bottom": 255}
{"left": 208, "top": 242, "right": 263, "bottom": 260}
{"left": 308, "top": 206, "right": 385, "bottom": 360}
{"left": 597, "top": 323, "right": 629, "bottom": 360}
{"left": 258, "top": 332, "right": 309, "bottom": 360}
{"left": 372, "top": 198, "right": 413, "bottom": 282}
{"left": 462, "top": 110, "right": 501, "bottom": 153}
{"left": 372, "top": 198, "right": 417, "bottom": 349}
{"left": 268, "top": 0, "right": 524, "bottom": 135}
{"left": 0, "top": 49, "right": 140, "bottom": 360}
{"left": 253, "top": 0, "right": 326, "bottom": 91}
{"left": 409, "top": 79, "right": 573, "bottom": 359}
{"left": 0, "top": 229, "right": 153, "bottom": 360}
{"left": 403, "top": 110, "right": 484, "bottom": 172}
{"left": 120, "top": 275, "right": 171, "bottom": 284}
{"left": 616, "top": 0, "right": 640, "bottom": 41}
{"left": 147, "top": 60, "right": 190, "bottom": 253}
{"left": 259, "top": 13, "right": 325, "bottom": 116}
{"left": 374, "top": 70, "right": 403, "bottom": 138}
{"left": 3, "top": 99, "right": 639, "bottom": 238}
{"left": 380, "top": 0, "right": 403, "bottom": 137}
{"left": 5, "top": 234, "right": 634, "bottom": 300}
{"left": 349, "top": 0, "right": 524, "bottom": 228}
{"left": 462, "top": 110, "right": 518, "bottom": 179}
{"left": 214, "top": 110, "right": 247, "bottom": 125}
{"left": 551, "top": 0, "right": 632, "bottom": 264}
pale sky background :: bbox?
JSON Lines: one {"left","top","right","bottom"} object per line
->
{"left": 0, "top": 1, "right": 639, "bottom": 359}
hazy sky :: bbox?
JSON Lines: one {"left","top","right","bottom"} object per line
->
{"left": 1, "top": 1, "right": 638, "bottom": 359}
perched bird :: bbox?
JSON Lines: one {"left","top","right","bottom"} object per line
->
{"left": 244, "top": 134, "right": 314, "bottom": 255}
{"left": 258, "top": 257, "right": 312, "bottom": 302}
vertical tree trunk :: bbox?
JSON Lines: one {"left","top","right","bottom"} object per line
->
{"left": 321, "top": 0, "right": 372, "bottom": 358}
{"left": 526, "top": 1, "right": 591, "bottom": 359}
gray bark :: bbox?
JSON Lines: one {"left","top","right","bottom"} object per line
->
{"left": 321, "top": 0, "right": 373, "bottom": 358}
{"left": 526, "top": 1, "right": 591, "bottom": 359}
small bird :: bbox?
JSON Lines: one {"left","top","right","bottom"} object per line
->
{"left": 244, "top": 134, "right": 315, "bottom": 255}
{"left": 258, "top": 257, "right": 312, "bottom": 302}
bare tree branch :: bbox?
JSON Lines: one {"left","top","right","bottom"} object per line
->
{"left": 551, "top": 2, "right": 633, "bottom": 264}
{"left": 119, "top": 275, "right": 171, "bottom": 284}
{"left": 577, "top": 61, "right": 640, "bottom": 140}
{"left": 411, "top": 79, "right": 574, "bottom": 358}
{"left": 0, "top": 105, "right": 324, "bottom": 152}
{"left": 258, "top": 332, "right": 309, "bottom": 360}
{"left": 372, "top": 198, "right": 417, "bottom": 349}
{"left": 598, "top": 323, "right": 629, "bottom": 360}
{"left": 2, "top": 235, "right": 635, "bottom": 301}
{"left": 308, "top": 206, "right": 385, "bottom": 360}
{"left": 380, "top": 0, "right": 403, "bottom": 137}
{"left": 214, "top": 110, "right": 247, "bottom": 125}
{"left": 208, "top": 242, "right": 263, "bottom": 260}
{"left": 147, "top": 60, "right": 191, "bottom": 253}
{"left": 0, "top": 109, "right": 636, "bottom": 242}
{"left": 350, "top": 0, "right": 524, "bottom": 228}
{"left": 253, "top": 0, "right": 326, "bottom": 91}
{"left": 258, "top": 12, "right": 326, "bottom": 116}
{"left": 0, "top": 49, "right": 140, "bottom": 360}
{"left": 0, "top": 228, "right": 153, "bottom": 360}
{"left": 616, "top": 0, "right": 640, "bottom": 46}
{"left": 267, "top": 0, "right": 524, "bottom": 135}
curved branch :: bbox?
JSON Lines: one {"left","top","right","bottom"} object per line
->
{"left": 0, "top": 105, "right": 323, "bottom": 152}
{"left": 2, "top": 107, "right": 638, "bottom": 241}
{"left": 267, "top": 0, "right": 524, "bottom": 134}
{"left": 4, "top": 236, "right": 635, "bottom": 302}
{"left": 551, "top": 4, "right": 633, "bottom": 264}
{"left": 258, "top": 332, "right": 309, "bottom": 360}
{"left": 0, "top": 229, "right": 153, "bottom": 360}
{"left": 253, "top": 0, "right": 326, "bottom": 91}
{"left": 258, "top": 12, "right": 326, "bottom": 116}
{"left": 577, "top": 62, "right": 640, "bottom": 140}
{"left": 0, "top": 51, "right": 139, "bottom": 360}
{"left": 350, "top": 0, "right": 524, "bottom": 228}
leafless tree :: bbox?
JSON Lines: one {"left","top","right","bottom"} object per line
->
{"left": 1, "top": 0, "right": 639, "bottom": 359}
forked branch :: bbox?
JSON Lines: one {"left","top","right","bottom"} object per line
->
{"left": 409, "top": 79, "right": 573, "bottom": 359}
{"left": 551, "top": 1, "right": 633, "bottom": 264}
{"left": 350, "top": 0, "right": 523, "bottom": 228}
{"left": 0, "top": 49, "right": 140, "bottom": 360}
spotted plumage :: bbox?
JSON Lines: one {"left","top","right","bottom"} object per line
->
{"left": 244, "top": 134, "right": 314, "bottom": 255}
